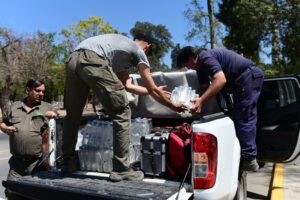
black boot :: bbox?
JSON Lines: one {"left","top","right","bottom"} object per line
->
{"left": 61, "top": 157, "right": 78, "bottom": 175}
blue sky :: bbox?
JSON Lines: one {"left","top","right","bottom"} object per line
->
{"left": 0, "top": 0, "right": 203, "bottom": 66}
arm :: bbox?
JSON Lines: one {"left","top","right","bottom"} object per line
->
{"left": 0, "top": 122, "right": 17, "bottom": 135}
{"left": 45, "top": 103, "right": 58, "bottom": 119}
{"left": 138, "top": 63, "right": 186, "bottom": 112}
{"left": 116, "top": 70, "right": 149, "bottom": 95}
{"left": 192, "top": 71, "right": 226, "bottom": 112}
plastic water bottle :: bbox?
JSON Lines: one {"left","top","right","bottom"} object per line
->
{"left": 170, "top": 85, "right": 198, "bottom": 116}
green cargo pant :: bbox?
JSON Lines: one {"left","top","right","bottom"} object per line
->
{"left": 7, "top": 156, "right": 44, "bottom": 179}
{"left": 62, "top": 49, "right": 131, "bottom": 172}
{"left": 6, "top": 156, "right": 45, "bottom": 200}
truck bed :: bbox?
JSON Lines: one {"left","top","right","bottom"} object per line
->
{"left": 3, "top": 171, "right": 192, "bottom": 200}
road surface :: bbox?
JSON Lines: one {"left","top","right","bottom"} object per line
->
{"left": 0, "top": 130, "right": 299, "bottom": 200}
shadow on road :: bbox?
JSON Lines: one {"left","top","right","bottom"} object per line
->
{"left": 247, "top": 191, "right": 268, "bottom": 199}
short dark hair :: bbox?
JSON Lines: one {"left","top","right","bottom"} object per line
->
{"left": 26, "top": 79, "right": 44, "bottom": 89}
{"left": 176, "top": 46, "right": 206, "bottom": 68}
{"left": 133, "top": 33, "right": 153, "bottom": 44}
{"left": 176, "top": 46, "right": 197, "bottom": 68}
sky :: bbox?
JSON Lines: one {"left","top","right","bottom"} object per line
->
{"left": 0, "top": 0, "right": 202, "bottom": 66}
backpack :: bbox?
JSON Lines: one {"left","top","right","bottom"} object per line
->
{"left": 166, "top": 123, "right": 192, "bottom": 179}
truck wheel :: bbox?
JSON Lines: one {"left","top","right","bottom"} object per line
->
{"left": 234, "top": 171, "right": 247, "bottom": 200}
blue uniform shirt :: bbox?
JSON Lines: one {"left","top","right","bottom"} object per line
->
{"left": 197, "top": 48, "right": 255, "bottom": 93}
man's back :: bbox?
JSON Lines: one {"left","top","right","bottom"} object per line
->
{"left": 75, "top": 34, "right": 149, "bottom": 72}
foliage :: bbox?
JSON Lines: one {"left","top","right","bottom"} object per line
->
{"left": 130, "top": 21, "right": 173, "bottom": 71}
{"left": 0, "top": 28, "right": 24, "bottom": 115}
{"left": 281, "top": 0, "right": 300, "bottom": 73}
{"left": 259, "top": 63, "right": 280, "bottom": 76}
{"left": 0, "top": 27, "right": 22, "bottom": 83}
{"left": 0, "top": 28, "right": 55, "bottom": 109}
{"left": 184, "top": 0, "right": 223, "bottom": 48}
{"left": 217, "top": 0, "right": 300, "bottom": 74}
{"left": 170, "top": 43, "right": 182, "bottom": 68}
{"left": 17, "top": 31, "right": 54, "bottom": 81}
{"left": 217, "top": 0, "right": 270, "bottom": 63}
{"left": 45, "top": 64, "right": 65, "bottom": 102}
{"left": 60, "top": 16, "right": 119, "bottom": 55}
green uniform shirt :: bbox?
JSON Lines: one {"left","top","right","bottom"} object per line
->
{"left": 1, "top": 100, "right": 54, "bottom": 157}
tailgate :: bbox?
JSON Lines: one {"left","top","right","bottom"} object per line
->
{"left": 3, "top": 171, "right": 192, "bottom": 200}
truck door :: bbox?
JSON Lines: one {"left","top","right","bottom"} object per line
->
{"left": 257, "top": 76, "right": 300, "bottom": 163}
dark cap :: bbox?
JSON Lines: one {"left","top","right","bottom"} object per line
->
{"left": 133, "top": 33, "right": 153, "bottom": 44}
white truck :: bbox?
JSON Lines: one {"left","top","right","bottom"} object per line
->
{"left": 3, "top": 71, "right": 300, "bottom": 200}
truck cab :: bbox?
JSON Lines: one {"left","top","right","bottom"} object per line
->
{"left": 3, "top": 72, "right": 300, "bottom": 200}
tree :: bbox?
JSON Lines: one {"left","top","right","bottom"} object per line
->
{"left": 281, "top": 0, "right": 300, "bottom": 74}
{"left": 130, "top": 21, "right": 174, "bottom": 71}
{"left": 46, "top": 64, "right": 66, "bottom": 102}
{"left": 0, "top": 27, "right": 22, "bottom": 117}
{"left": 217, "top": 0, "right": 270, "bottom": 63}
{"left": 183, "top": 0, "right": 223, "bottom": 48}
{"left": 17, "top": 32, "right": 54, "bottom": 81}
{"left": 170, "top": 43, "right": 182, "bottom": 68}
{"left": 60, "top": 16, "right": 119, "bottom": 54}
{"left": 0, "top": 28, "right": 56, "bottom": 115}
{"left": 218, "top": 0, "right": 300, "bottom": 74}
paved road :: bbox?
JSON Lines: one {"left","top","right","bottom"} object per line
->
{"left": 282, "top": 161, "right": 300, "bottom": 200}
{"left": 0, "top": 133, "right": 9, "bottom": 199}
{"left": 0, "top": 130, "right": 299, "bottom": 200}
{"left": 247, "top": 163, "right": 273, "bottom": 200}
{"left": 247, "top": 160, "right": 300, "bottom": 200}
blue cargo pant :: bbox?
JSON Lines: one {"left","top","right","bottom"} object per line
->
{"left": 232, "top": 66, "right": 264, "bottom": 160}
{"left": 62, "top": 49, "right": 131, "bottom": 172}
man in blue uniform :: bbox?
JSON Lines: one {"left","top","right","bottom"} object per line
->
{"left": 176, "top": 46, "right": 264, "bottom": 172}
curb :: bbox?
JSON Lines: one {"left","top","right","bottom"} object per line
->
{"left": 270, "top": 163, "right": 284, "bottom": 200}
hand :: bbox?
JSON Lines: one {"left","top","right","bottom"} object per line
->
{"left": 191, "top": 97, "right": 203, "bottom": 113}
{"left": 4, "top": 126, "right": 17, "bottom": 135}
{"left": 173, "top": 103, "right": 188, "bottom": 113}
{"left": 158, "top": 85, "right": 171, "bottom": 99}
{"left": 45, "top": 111, "right": 57, "bottom": 119}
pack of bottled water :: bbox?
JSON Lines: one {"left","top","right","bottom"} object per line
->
{"left": 78, "top": 120, "right": 113, "bottom": 172}
{"left": 129, "top": 117, "right": 152, "bottom": 163}
{"left": 170, "top": 85, "right": 198, "bottom": 116}
{"left": 78, "top": 118, "right": 152, "bottom": 172}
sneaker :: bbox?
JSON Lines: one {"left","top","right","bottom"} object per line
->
{"left": 109, "top": 169, "right": 144, "bottom": 182}
{"left": 61, "top": 158, "right": 78, "bottom": 175}
{"left": 240, "top": 158, "right": 259, "bottom": 172}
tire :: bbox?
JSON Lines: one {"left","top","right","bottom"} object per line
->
{"left": 233, "top": 171, "right": 247, "bottom": 200}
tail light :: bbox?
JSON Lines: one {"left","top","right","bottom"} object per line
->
{"left": 193, "top": 132, "right": 218, "bottom": 189}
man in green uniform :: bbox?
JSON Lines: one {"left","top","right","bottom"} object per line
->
{"left": 62, "top": 33, "right": 186, "bottom": 181}
{"left": 0, "top": 79, "right": 57, "bottom": 199}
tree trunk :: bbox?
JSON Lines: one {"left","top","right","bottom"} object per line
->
{"left": 0, "top": 75, "right": 13, "bottom": 120}
{"left": 207, "top": 0, "right": 216, "bottom": 49}
{"left": 271, "top": 0, "right": 281, "bottom": 71}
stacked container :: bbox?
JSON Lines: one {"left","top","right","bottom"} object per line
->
{"left": 78, "top": 118, "right": 152, "bottom": 172}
